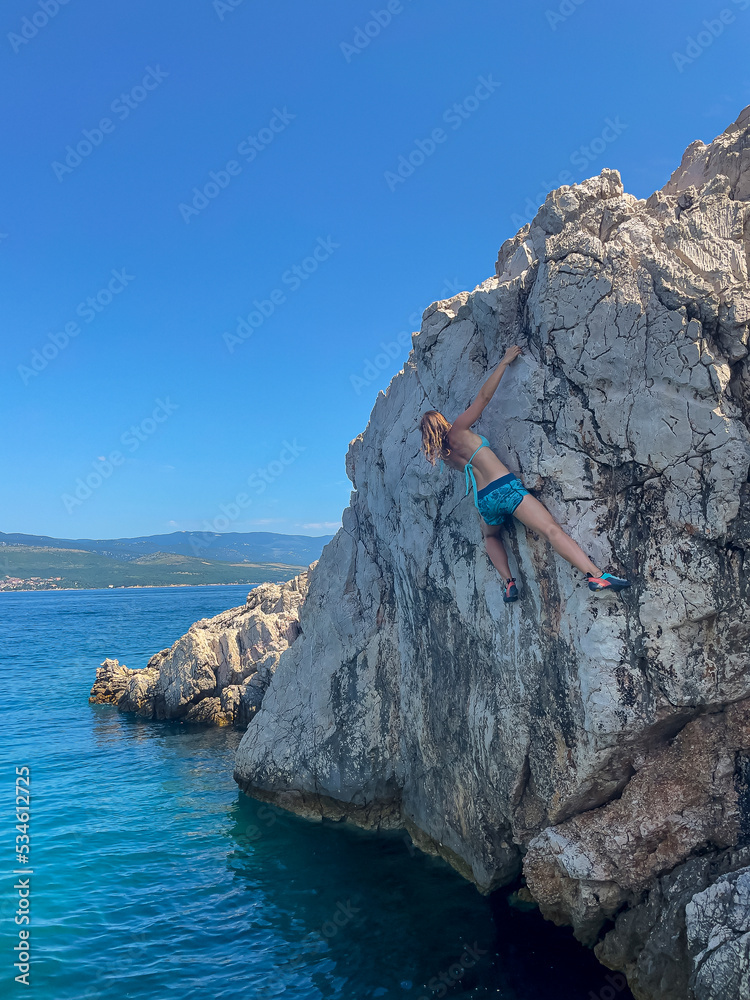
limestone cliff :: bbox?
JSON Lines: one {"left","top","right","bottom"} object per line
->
{"left": 233, "top": 106, "right": 750, "bottom": 999}
{"left": 89, "top": 567, "right": 312, "bottom": 725}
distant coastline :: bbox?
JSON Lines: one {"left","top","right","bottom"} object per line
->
{"left": 0, "top": 581, "right": 263, "bottom": 594}
{"left": 0, "top": 529, "right": 330, "bottom": 592}
{"left": 0, "top": 555, "right": 305, "bottom": 592}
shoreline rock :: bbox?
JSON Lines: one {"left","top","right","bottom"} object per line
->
{"left": 89, "top": 565, "right": 314, "bottom": 726}
{"left": 232, "top": 104, "right": 750, "bottom": 999}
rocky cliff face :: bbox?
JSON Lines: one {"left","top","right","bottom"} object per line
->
{"left": 686, "top": 865, "right": 750, "bottom": 998}
{"left": 232, "top": 107, "right": 750, "bottom": 1000}
{"left": 90, "top": 568, "right": 312, "bottom": 725}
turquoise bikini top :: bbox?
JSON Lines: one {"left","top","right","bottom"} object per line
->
{"left": 440, "top": 435, "right": 490, "bottom": 506}
{"left": 464, "top": 435, "right": 490, "bottom": 506}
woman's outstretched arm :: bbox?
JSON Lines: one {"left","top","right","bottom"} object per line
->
{"left": 450, "top": 344, "right": 522, "bottom": 433}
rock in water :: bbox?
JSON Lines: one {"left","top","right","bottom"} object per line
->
{"left": 89, "top": 657, "right": 134, "bottom": 705}
{"left": 89, "top": 566, "right": 313, "bottom": 725}
{"left": 233, "top": 106, "right": 750, "bottom": 999}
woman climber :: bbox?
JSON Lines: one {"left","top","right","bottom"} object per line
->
{"left": 419, "top": 344, "right": 631, "bottom": 603}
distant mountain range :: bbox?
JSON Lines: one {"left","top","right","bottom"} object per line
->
{"left": 0, "top": 530, "right": 334, "bottom": 565}
{"left": 0, "top": 530, "right": 335, "bottom": 591}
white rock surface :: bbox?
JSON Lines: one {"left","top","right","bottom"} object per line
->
{"left": 687, "top": 867, "right": 750, "bottom": 1000}
{"left": 232, "top": 106, "right": 750, "bottom": 998}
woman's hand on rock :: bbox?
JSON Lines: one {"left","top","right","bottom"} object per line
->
{"left": 502, "top": 344, "right": 522, "bottom": 365}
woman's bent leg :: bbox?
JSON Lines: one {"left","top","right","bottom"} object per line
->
{"left": 480, "top": 519, "right": 512, "bottom": 579}
{"left": 511, "top": 494, "right": 602, "bottom": 577}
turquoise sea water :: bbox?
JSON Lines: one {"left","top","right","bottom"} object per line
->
{"left": 0, "top": 586, "right": 632, "bottom": 1000}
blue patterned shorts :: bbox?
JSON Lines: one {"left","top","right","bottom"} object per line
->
{"left": 476, "top": 473, "right": 529, "bottom": 524}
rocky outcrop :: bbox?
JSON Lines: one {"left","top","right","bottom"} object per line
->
{"left": 89, "top": 567, "right": 313, "bottom": 725}
{"left": 232, "top": 106, "right": 750, "bottom": 998}
{"left": 594, "top": 847, "right": 750, "bottom": 1000}
{"left": 524, "top": 703, "right": 750, "bottom": 943}
{"left": 686, "top": 866, "right": 750, "bottom": 1000}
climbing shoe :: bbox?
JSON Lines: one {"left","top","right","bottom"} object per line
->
{"left": 587, "top": 572, "right": 631, "bottom": 592}
{"left": 503, "top": 578, "right": 519, "bottom": 603}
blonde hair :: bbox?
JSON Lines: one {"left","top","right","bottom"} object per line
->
{"left": 420, "top": 410, "right": 452, "bottom": 466}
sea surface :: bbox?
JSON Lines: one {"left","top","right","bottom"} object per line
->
{"left": 0, "top": 585, "right": 632, "bottom": 1000}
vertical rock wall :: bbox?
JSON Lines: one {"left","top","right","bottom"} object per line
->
{"left": 235, "top": 107, "right": 750, "bottom": 999}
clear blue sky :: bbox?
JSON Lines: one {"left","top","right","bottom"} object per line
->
{"left": 2, "top": 0, "right": 749, "bottom": 539}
